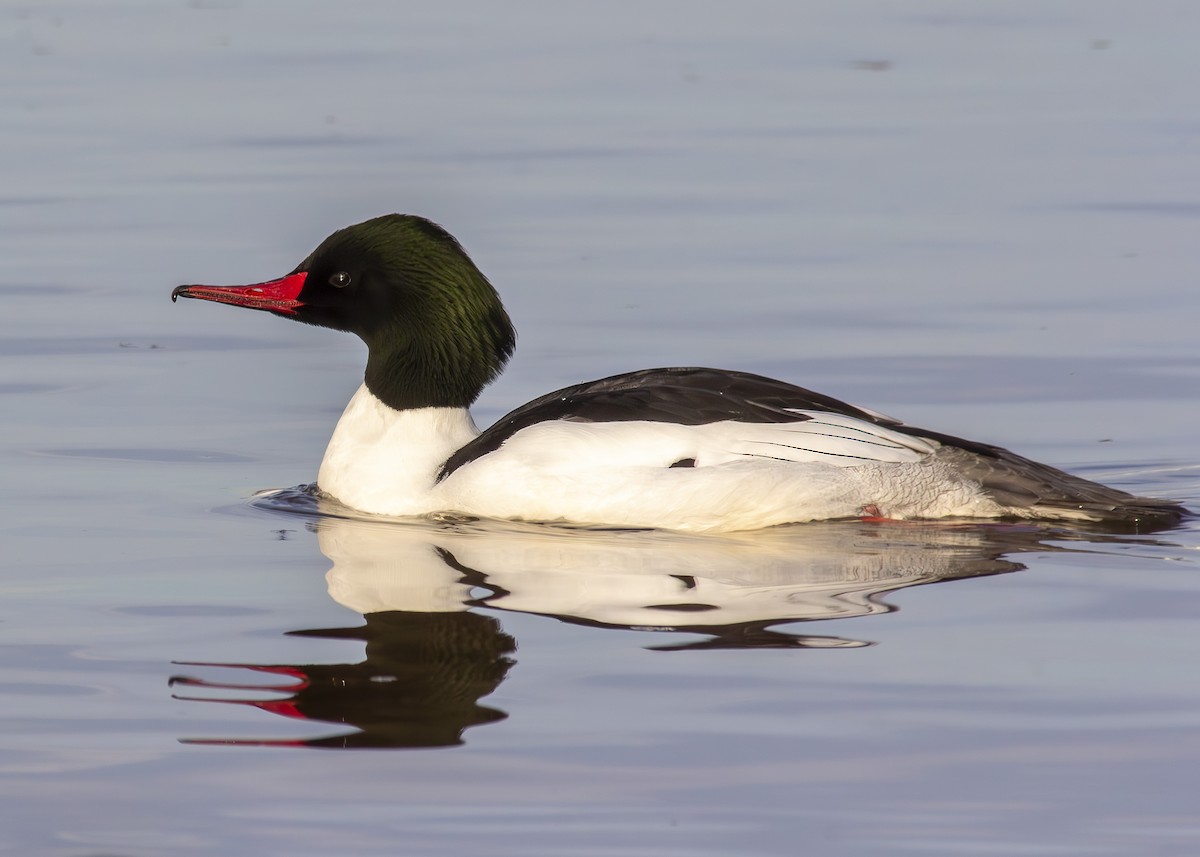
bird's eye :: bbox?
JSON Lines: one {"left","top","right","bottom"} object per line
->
{"left": 329, "top": 271, "right": 352, "bottom": 289}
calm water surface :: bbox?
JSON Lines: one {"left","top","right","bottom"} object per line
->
{"left": 4, "top": 2, "right": 1200, "bottom": 855}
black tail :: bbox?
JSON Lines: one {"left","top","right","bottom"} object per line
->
{"left": 926, "top": 440, "right": 1190, "bottom": 532}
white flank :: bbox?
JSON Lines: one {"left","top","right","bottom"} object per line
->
{"left": 436, "top": 418, "right": 1000, "bottom": 530}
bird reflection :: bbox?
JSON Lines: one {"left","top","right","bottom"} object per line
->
{"left": 172, "top": 488, "right": 1171, "bottom": 749}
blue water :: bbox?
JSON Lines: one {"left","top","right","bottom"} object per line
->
{"left": 3, "top": 2, "right": 1199, "bottom": 855}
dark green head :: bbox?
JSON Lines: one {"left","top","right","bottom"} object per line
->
{"left": 173, "top": 214, "right": 517, "bottom": 409}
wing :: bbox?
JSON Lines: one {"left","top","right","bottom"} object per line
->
{"left": 438, "top": 366, "right": 1190, "bottom": 528}
{"left": 439, "top": 367, "right": 920, "bottom": 480}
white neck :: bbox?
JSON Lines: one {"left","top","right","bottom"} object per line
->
{"left": 317, "top": 384, "right": 479, "bottom": 517}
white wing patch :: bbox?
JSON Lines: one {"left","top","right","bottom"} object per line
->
{"left": 786, "top": 402, "right": 902, "bottom": 425}
{"left": 719, "top": 411, "right": 936, "bottom": 466}
{"left": 482, "top": 411, "right": 936, "bottom": 473}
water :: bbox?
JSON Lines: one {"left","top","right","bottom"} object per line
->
{"left": 4, "top": 1, "right": 1200, "bottom": 854}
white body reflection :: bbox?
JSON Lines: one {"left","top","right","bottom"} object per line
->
{"left": 315, "top": 503, "right": 1033, "bottom": 646}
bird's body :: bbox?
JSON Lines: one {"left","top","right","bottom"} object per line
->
{"left": 173, "top": 214, "right": 1189, "bottom": 533}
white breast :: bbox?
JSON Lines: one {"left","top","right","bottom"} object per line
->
{"left": 317, "top": 384, "right": 479, "bottom": 517}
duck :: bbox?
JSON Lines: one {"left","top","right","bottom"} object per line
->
{"left": 172, "top": 214, "right": 1189, "bottom": 532}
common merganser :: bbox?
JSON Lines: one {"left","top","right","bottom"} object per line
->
{"left": 172, "top": 214, "right": 1189, "bottom": 532}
